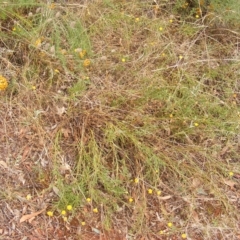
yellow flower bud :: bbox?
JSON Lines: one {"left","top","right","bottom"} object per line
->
{"left": 0, "top": 75, "right": 8, "bottom": 90}
{"left": 83, "top": 59, "right": 91, "bottom": 67}
{"left": 67, "top": 205, "right": 72, "bottom": 211}
{"left": 47, "top": 211, "right": 54, "bottom": 217}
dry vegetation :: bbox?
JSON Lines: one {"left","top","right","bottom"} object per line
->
{"left": 1, "top": 0, "right": 240, "bottom": 239}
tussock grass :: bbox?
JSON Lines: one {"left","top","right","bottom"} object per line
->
{"left": 0, "top": 0, "right": 240, "bottom": 239}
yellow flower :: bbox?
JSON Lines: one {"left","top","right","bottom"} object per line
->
{"left": 194, "top": 122, "right": 199, "bottom": 127}
{"left": 66, "top": 205, "right": 72, "bottom": 211}
{"left": 79, "top": 50, "right": 87, "bottom": 59}
{"left": 134, "top": 178, "right": 139, "bottom": 184}
{"left": 35, "top": 38, "right": 42, "bottom": 48}
{"left": 159, "top": 230, "right": 164, "bottom": 234}
{"left": 0, "top": 75, "right": 8, "bottom": 90}
{"left": 179, "top": 55, "right": 183, "bottom": 60}
{"left": 196, "top": 14, "right": 199, "bottom": 18}
{"left": 121, "top": 58, "right": 126, "bottom": 62}
{"left": 32, "top": 86, "right": 36, "bottom": 90}
{"left": 181, "top": 233, "right": 187, "bottom": 239}
{"left": 81, "top": 221, "right": 86, "bottom": 226}
{"left": 54, "top": 69, "right": 60, "bottom": 74}
{"left": 47, "top": 211, "right": 54, "bottom": 217}
{"left": 86, "top": 198, "right": 91, "bottom": 202}
{"left": 157, "top": 190, "right": 161, "bottom": 196}
{"left": 93, "top": 208, "right": 98, "bottom": 213}
{"left": 83, "top": 59, "right": 91, "bottom": 67}
{"left": 169, "top": 114, "right": 173, "bottom": 118}
{"left": 229, "top": 172, "right": 234, "bottom": 177}
{"left": 26, "top": 194, "right": 32, "bottom": 200}
{"left": 159, "top": 27, "right": 163, "bottom": 31}
{"left": 167, "top": 222, "right": 173, "bottom": 227}
{"left": 135, "top": 18, "right": 140, "bottom": 22}
{"left": 12, "top": 27, "right": 16, "bottom": 31}
{"left": 61, "top": 210, "right": 66, "bottom": 215}
{"left": 148, "top": 189, "right": 153, "bottom": 194}
{"left": 129, "top": 197, "right": 133, "bottom": 203}
{"left": 169, "top": 19, "right": 173, "bottom": 23}
{"left": 63, "top": 216, "right": 68, "bottom": 222}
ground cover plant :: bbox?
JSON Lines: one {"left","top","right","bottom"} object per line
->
{"left": 0, "top": 0, "right": 240, "bottom": 239}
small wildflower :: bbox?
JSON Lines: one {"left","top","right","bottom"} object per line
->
{"left": 157, "top": 190, "right": 162, "bottom": 196}
{"left": 229, "top": 172, "right": 234, "bottom": 177}
{"left": 134, "top": 178, "right": 139, "bottom": 184}
{"left": 179, "top": 55, "right": 183, "bottom": 60}
{"left": 12, "top": 27, "right": 16, "bottom": 31}
{"left": 26, "top": 194, "right": 32, "bottom": 200}
{"left": 121, "top": 58, "right": 126, "bottom": 62}
{"left": 155, "top": 170, "right": 159, "bottom": 173}
{"left": 79, "top": 50, "right": 87, "bottom": 59}
{"left": 61, "top": 210, "right": 66, "bottom": 215}
{"left": 54, "top": 69, "right": 60, "bottom": 74}
{"left": 67, "top": 205, "right": 72, "bottom": 211}
{"left": 47, "top": 211, "right": 54, "bottom": 217}
{"left": 148, "top": 189, "right": 153, "bottom": 194}
{"left": 159, "top": 27, "right": 163, "bottom": 31}
{"left": 129, "top": 197, "right": 134, "bottom": 203}
{"left": 167, "top": 222, "right": 173, "bottom": 227}
{"left": 86, "top": 198, "right": 91, "bottom": 202}
{"left": 169, "top": 114, "right": 173, "bottom": 118}
{"left": 181, "top": 233, "right": 187, "bottom": 239}
{"left": 194, "top": 122, "right": 199, "bottom": 127}
{"left": 195, "top": 14, "right": 199, "bottom": 18}
{"left": 169, "top": 19, "right": 173, "bottom": 23}
{"left": 63, "top": 216, "right": 68, "bottom": 222}
{"left": 32, "top": 86, "right": 36, "bottom": 90}
{"left": 135, "top": 18, "right": 140, "bottom": 22}
{"left": 93, "top": 208, "right": 98, "bottom": 213}
{"left": 81, "top": 221, "right": 86, "bottom": 226}
{"left": 83, "top": 59, "right": 91, "bottom": 67}
{"left": 35, "top": 38, "right": 42, "bottom": 48}
{"left": 162, "top": 53, "right": 166, "bottom": 57}
{"left": 0, "top": 75, "right": 8, "bottom": 90}
{"left": 159, "top": 230, "right": 164, "bottom": 234}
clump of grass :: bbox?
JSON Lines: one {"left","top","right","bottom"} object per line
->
{"left": 1, "top": 0, "right": 240, "bottom": 239}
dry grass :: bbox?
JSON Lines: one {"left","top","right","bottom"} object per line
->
{"left": 1, "top": 0, "right": 240, "bottom": 239}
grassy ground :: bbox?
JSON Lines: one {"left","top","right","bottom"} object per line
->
{"left": 0, "top": 0, "right": 240, "bottom": 239}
